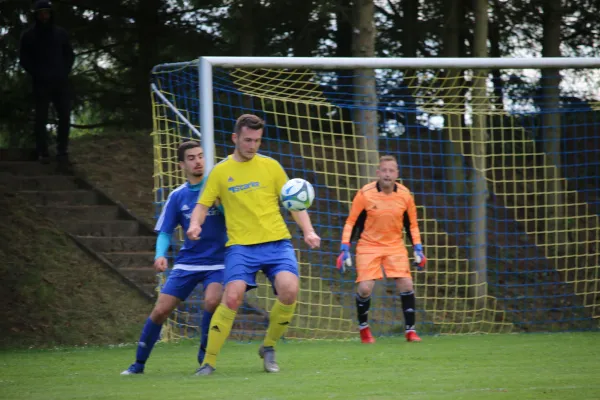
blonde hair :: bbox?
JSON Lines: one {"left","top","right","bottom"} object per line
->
{"left": 379, "top": 155, "right": 398, "bottom": 165}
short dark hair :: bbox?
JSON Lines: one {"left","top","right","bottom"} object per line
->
{"left": 234, "top": 114, "right": 265, "bottom": 134}
{"left": 177, "top": 140, "right": 201, "bottom": 162}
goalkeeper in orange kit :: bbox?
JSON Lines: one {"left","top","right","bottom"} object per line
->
{"left": 337, "top": 155, "right": 427, "bottom": 343}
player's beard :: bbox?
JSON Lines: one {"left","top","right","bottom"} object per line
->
{"left": 237, "top": 148, "right": 256, "bottom": 161}
{"left": 380, "top": 178, "right": 394, "bottom": 190}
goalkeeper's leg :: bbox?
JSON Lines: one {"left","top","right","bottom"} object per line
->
{"left": 383, "top": 253, "right": 421, "bottom": 342}
{"left": 356, "top": 280, "right": 376, "bottom": 343}
{"left": 355, "top": 253, "right": 384, "bottom": 344}
{"left": 396, "top": 277, "right": 421, "bottom": 342}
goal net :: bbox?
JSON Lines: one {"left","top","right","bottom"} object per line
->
{"left": 151, "top": 57, "right": 600, "bottom": 340}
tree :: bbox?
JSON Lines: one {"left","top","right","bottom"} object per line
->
{"left": 352, "top": 0, "right": 379, "bottom": 186}
{"left": 471, "top": 0, "right": 490, "bottom": 307}
{"left": 540, "top": 0, "right": 565, "bottom": 250}
{"left": 441, "top": 0, "right": 467, "bottom": 195}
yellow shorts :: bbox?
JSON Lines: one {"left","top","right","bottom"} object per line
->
{"left": 355, "top": 253, "right": 411, "bottom": 282}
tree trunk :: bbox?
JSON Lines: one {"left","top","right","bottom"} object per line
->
{"left": 441, "top": 0, "right": 466, "bottom": 195}
{"left": 237, "top": 0, "right": 257, "bottom": 114}
{"left": 489, "top": 0, "right": 503, "bottom": 110}
{"left": 335, "top": 0, "right": 354, "bottom": 108}
{"left": 541, "top": 0, "right": 565, "bottom": 254}
{"left": 470, "top": 0, "right": 489, "bottom": 308}
{"left": 352, "top": 0, "right": 378, "bottom": 187}
{"left": 135, "top": 0, "right": 162, "bottom": 129}
{"left": 401, "top": 0, "right": 419, "bottom": 128}
{"left": 238, "top": 0, "right": 257, "bottom": 56}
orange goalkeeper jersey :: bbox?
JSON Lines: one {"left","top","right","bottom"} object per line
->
{"left": 341, "top": 181, "right": 422, "bottom": 254}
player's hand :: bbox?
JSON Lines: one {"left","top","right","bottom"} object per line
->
{"left": 187, "top": 223, "right": 202, "bottom": 241}
{"left": 336, "top": 243, "right": 352, "bottom": 273}
{"left": 154, "top": 256, "right": 168, "bottom": 272}
{"left": 304, "top": 230, "right": 321, "bottom": 249}
{"left": 413, "top": 244, "right": 427, "bottom": 271}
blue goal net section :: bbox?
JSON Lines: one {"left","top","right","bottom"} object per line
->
{"left": 150, "top": 58, "right": 600, "bottom": 341}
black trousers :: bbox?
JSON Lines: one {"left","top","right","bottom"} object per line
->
{"left": 34, "top": 82, "right": 71, "bottom": 157}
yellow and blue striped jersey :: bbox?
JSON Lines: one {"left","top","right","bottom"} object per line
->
{"left": 198, "top": 154, "right": 291, "bottom": 246}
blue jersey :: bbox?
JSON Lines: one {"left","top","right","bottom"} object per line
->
{"left": 155, "top": 181, "right": 226, "bottom": 271}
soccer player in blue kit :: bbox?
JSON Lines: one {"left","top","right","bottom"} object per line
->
{"left": 121, "top": 140, "right": 227, "bottom": 375}
{"left": 188, "top": 114, "right": 321, "bottom": 375}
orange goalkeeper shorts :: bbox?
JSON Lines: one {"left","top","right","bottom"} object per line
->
{"left": 355, "top": 252, "right": 411, "bottom": 282}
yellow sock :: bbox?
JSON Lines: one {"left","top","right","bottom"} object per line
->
{"left": 202, "top": 304, "right": 236, "bottom": 368}
{"left": 263, "top": 300, "right": 296, "bottom": 348}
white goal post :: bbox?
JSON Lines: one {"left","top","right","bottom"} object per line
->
{"left": 198, "top": 56, "right": 600, "bottom": 174}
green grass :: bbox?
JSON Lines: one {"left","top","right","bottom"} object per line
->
{"left": 1, "top": 333, "right": 599, "bottom": 400}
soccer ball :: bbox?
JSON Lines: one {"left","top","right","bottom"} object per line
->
{"left": 280, "top": 178, "right": 315, "bottom": 211}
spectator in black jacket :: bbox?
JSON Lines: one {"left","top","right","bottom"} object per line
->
{"left": 19, "top": 0, "right": 75, "bottom": 167}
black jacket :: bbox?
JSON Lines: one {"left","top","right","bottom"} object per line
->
{"left": 19, "top": 10, "right": 74, "bottom": 85}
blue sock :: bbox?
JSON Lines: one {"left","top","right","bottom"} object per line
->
{"left": 198, "top": 310, "right": 213, "bottom": 365}
{"left": 135, "top": 317, "right": 162, "bottom": 364}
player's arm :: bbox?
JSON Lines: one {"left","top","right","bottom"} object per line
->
{"left": 341, "top": 190, "right": 367, "bottom": 245}
{"left": 290, "top": 210, "right": 320, "bottom": 249}
{"left": 406, "top": 193, "right": 427, "bottom": 270}
{"left": 272, "top": 160, "right": 320, "bottom": 249}
{"left": 188, "top": 169, "right": 220, "bottom": 240}
{"left": 154, "top": 193, "right": 179, "bottom": 272}
{"left": 337, "top": 191, "right": 367, "bottom": 272}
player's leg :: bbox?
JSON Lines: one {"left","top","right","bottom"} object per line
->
{"left": 197, "top": 245, "right": 256, "bottom": 374}
{"left": 121, "top": 293, "right": 180, "bottom": 375}
{"left": 395, "top": 277, "right": 421, "bottom": 342}
{"left": 122, "top": 269, "right": 199, "bottom": 375}
{"left": 260, "top": 240, "right": 300, "bottom": 372}
{"left": 197, "top": 270, "right": 224, "bottom": 365}
{"left": 383, "top": 253, "right": 422, "bottom": 342}
{"left": 356, "top": 279, "right": 376, "bottom": 343}
{"left": 355, "top": 253, "right": 384, "bottom": 343}
{"left": 196, "top": 280, "right": 246, "bottom": 374}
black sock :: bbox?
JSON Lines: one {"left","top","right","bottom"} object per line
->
{"left": 355, "top": 293, "right": 371, "bottom": 327}
{"left": 400, "top": 291, "right": 416, "bottom": 331}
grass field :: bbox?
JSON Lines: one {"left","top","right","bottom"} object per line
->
{"left": 1, "top": 333, "right": 598, "bottom": 400}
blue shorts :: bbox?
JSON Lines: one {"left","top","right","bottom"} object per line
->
{"left": 224, "top": 239, "right": 298, "bottom": 292}
{"left": 161, "top": 268, "right": 224, "bottom": 301}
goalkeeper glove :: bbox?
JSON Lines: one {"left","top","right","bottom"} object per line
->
{"left": 413, "top": 244, "right": 427, "bottom": 271}
{"left": 336, "top": 243, "right": 352, "bottom": 273}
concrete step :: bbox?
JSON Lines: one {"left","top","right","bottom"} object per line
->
{"left": 119, "top": 266, "right": 158, "bottom": 285}
{"left": 142, "top": 283, "right": 159, "bottom": 297}
{"left": 103, "top": 252, "right": 155, "bottom": 268}
{"left": 0, "top": 149, "right": 37, "bottom": 162}
{"left": 18, "top": 190, "right": 101, "bottom": 206}
{"left": 37, "top": 205, "right": 121, "bottom": 220}
{"left": 181, "top": 312, "right": 267, "bottom": 331}
{"left": 0, "top": 161, "right": 67, "bottom": 176}
{"left": 61, "top": 220, "right": 141, "bottom": 236}
{"left": 76, "top": 236, "right": 156, "bottom": 252}
{"left": 5, "top": 176, "right": 80, "bottom": 191}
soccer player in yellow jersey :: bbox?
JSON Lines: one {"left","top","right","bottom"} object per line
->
{"left": 187, "top": 114, "right": 321, "bottom": 375}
